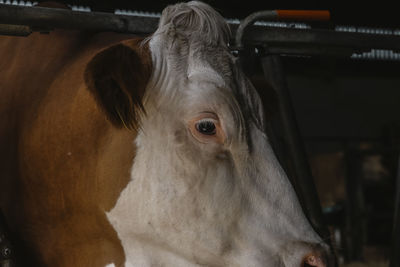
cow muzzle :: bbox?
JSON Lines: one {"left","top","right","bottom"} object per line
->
{"left": 301, "top": 245, "right": 334, "bottom": 267}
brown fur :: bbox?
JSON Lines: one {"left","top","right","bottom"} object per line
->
{"left": 0, "top": 30, "right": 151, "bottom": 266}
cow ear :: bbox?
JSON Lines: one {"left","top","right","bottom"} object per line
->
{"left": 84, "top": 39, "right": 152, "bottom": 130}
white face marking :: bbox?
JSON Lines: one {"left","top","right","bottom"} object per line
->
{"left": 107, "top": 2, "right": 329, "bottom": 267}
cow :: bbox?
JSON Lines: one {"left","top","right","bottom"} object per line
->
{"left": 0, "top": 1, "right": 332, "bottom": 266}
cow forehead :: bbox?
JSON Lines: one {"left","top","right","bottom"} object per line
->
{"left": 149, "top": 0, "right": 232, "bottom": 81}
{"left": 187, "top": 65, "right": 228, "bottom": 88}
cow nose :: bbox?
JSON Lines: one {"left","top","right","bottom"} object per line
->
{"left": 302, "top": 254, "right": 325, "bottom": 267}
{"left": 301, "top": 247, "right": 332, "bottom": 267}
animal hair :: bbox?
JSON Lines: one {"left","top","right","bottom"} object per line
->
{"left": 156, "top": 1, "right": 231, "bottom": 47}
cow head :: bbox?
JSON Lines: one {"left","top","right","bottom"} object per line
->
{"left": 85, "top": 2, "right": 332, "bottom": 266}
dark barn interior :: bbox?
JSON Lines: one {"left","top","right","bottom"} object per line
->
{"left": 285, "top": 58, "right": 400, "bottom": 266}
{"left": 1, "top": 0, "right": 399, "bottom": 266}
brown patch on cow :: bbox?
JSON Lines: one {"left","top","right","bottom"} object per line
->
{"left": 85, "top": 39, "right": 152, "bottom": 130}
{"left": 0, "top": 31, "right": 148, "bottom": 266}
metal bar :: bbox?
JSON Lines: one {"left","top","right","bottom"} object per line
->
{"left": 390, "top": 155, "right": 400, "bottom": 267}
{"left": 0, "top": 4, "right": 159, "bottom": 34}
{"left": 243, "top": 26, "right": 400, "bottom": 53}
{"left": 344, "top": 148, "right": 366, "bottom": 262}
{"left": 235, "top": 9, "right": 330, "bottom": 50}
{"left": 235, "top": 10, "right": 278, "bottom": 49}
{"left": 260, "top": 54, "right": 331, "bottom": 243}
{"left": 0, "top": 4, "right": 400, "bottom": 56}
{"left": 265, "top": 45, "right": 356, "bottom": 57}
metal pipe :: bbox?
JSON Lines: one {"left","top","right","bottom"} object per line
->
{"left": 390, "top": 155, "right": 400, "bottom": 267}
{"left": 344, "top": 148, "right": 366, "bottom": 261}
{"left": 235, "top": 9, "right": 330, "bottom": 50}
{"left": 234, "top": 10, "right": 278, "bottom": 50}
{"left": 242, "top": 26, "right": 400, "bottom": 53}
{"left": 260, "top": 55, "right": 329, "bottom": 240}
{"left": 1, "top": 4, "right": 400, "bottom": 57}
{"left": 0, "top": 4, "right": 159, "bottom": 34}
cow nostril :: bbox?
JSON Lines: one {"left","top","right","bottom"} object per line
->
{"left": 301, "top": 253, "right": 326, "bottom": 267}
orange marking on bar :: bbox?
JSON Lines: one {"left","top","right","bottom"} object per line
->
{"left": 276, "top": 10, "right": 330, "bottom": 21}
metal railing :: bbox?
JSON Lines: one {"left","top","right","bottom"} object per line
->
{"left": 1, "top": 4, "right": 400, "bottom": 59}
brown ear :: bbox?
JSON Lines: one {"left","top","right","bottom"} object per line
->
{"left": 85, "top": 39, "right": 152, "bottom": 130}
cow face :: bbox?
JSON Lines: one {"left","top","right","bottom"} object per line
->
{"left": 85, "top": 1, "right": 331, "bottom": 266}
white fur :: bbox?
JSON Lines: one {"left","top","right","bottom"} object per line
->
{"left": 107, "top": 2, "right": 328, "bottom": 266}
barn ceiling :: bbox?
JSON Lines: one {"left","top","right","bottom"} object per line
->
{"left": 57, "top": 0, "right": 400, "bottom": 29}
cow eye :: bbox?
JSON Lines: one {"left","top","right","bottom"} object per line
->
{"left": 195, "top": 120, "right": 216, "bottom": 135}
{"left": 188, "top": 113, "right": 225, "bottom": 144}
